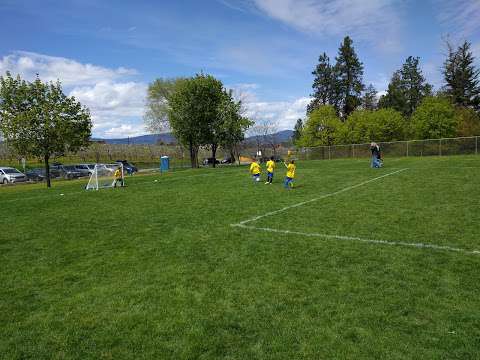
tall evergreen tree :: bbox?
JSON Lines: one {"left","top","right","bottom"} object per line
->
{"left": 401, "top": 56, "right": 432, "bottom": 116}
{"left": 334, "top": 36, "right": 364, "bottom": 118}
{"left": 292, "top": 118, "right": 303, "bottom": 145}
{"left": 362, "top": 84, "right": 378, "bottom": 110}
{"left": 443, "top": 41, "right": 480, "bottom": 111}
{"left": 307, "top": 53, "right": 338, "bottom": 113}
{"left": 379, "top": 57, "right": 431, "bottom": 116}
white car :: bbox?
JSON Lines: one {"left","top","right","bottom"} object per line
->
{"left": 0, "top": 167, "right": 28, "bottom": 184}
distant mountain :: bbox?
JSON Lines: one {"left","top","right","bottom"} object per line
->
{"left": 94, "top": 130, "right": 293, "bottom": 145}
{"left": 93, "top": 133, "right": 176, "bottom": 145}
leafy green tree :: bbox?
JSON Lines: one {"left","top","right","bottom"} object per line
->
{"left": 308, "top": 53, "right": 338, "bottom": 113}
{"left": 217, "top": 90, "right": 253, "bottom": 165}
{"left": 334, "top": 36, "right": 364, "bottom": 118}
{"left": 443, "top": 41, "right": 480, "bottom": 111}
{"left": 299, "top": 105, "right": 345, "bottom": 146}
{"left": 346, "top": 108, "right": 406, "bottom": 143}
{"left": 455, "top": 106, "right": 480, "bottom": 137}
{"left": 362, "top": 84, "right": 378, "bottom": 110}
{"left": 167, "top": 74, "right": 224, "bottom": 168}
{"left": 411, "top": 96, "right": 458, "bottom": 139}
{"left": 0, "top": 72, "right": 92, "bottom": 187}
{"left": 292, "top": 118, "right": 304, "bottom": 145}
{"left": 144, "top": 78, "right": 183, "bottom": 135}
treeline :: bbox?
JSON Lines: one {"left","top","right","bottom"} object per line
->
{"left": 144, "top": 74, "right": 252, "bottom": 167}
{"left": 294, "top": 37, "right": 480, "bottom": 147}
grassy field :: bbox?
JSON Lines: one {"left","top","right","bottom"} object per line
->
{"left": 1, "top": 155, "right": 479, "bottom": 359}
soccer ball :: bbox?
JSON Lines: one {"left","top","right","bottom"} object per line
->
{"left": 255, "top": 177, "right": 260, "bottom": 182}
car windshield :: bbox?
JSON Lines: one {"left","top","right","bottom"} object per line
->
{"left": 76, "top": 165, "right": 88, "bottom": 169}
{"left": 64, "top": 166, "right": 76, "bottom": 170}
{"left": 3, "top": 168, "right": 21, "bottom": 174}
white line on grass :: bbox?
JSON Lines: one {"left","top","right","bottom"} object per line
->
{"left": 232, "top": 224, "right": 480, "bottom": 255}
{"left": 235, "top": 168, "right": 409, "bottom": 226}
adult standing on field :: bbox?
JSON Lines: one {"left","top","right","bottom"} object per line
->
{"left": 370, "top": 142, "right": 382, "bottom": 168}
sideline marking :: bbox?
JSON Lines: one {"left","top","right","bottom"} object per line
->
{"left": 235, "top": 168, "right": 409, "bottom": 226}
{"left": 232, "top": 224, "right": 480, "bottom": 256}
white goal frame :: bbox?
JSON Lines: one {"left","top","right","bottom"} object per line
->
{"left": 85, "top": 163, "right": 124, "bottom": 190}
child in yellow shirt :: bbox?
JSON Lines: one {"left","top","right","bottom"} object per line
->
{"left": 283, "top": 160, "right": 296, "bottom": 189}
{"left": 249, "top": 159, "right": 261, "bottom": 183}
{"left": 265, "top": 156, "right": 275, "bottom": 184}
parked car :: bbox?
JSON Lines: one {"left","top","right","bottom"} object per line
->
{"left": 202, "top": 158, "right": 220, "bottom": 166}
{"left": 221, "top": 157, "right": 235, "bottom": 164}
{"left": 50, "top": 165, "right": 82, "bottom": 179}
{"left": 115, "top": 160, "right": 138, "bottom": 174}
{"left": 74, "top": 164, "right": 94, "bottom": 177}
{"left": 0, "top": 167, "right": 28, "bottom": 184}
{"left": 25, "top": 168, "right": 47, "bottom": 182}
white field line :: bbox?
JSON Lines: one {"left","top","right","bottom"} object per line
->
{"left": 235, "top": 168, "right": 409, "bottom": 226}
{"left": 233, "top": 224, "right": 480, "bottom": 255}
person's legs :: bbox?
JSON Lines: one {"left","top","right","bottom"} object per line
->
{"left": 371, "top": 155, "right": 375, "bottom": 168}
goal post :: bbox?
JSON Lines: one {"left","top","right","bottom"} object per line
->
{"left": 85, "top": 163, "right": 124, "bottom": 190}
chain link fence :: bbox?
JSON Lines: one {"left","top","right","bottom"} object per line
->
{"left": 298, "top": 136, "right": 480, "bottom": 161}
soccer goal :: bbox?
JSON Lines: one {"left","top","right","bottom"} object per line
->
{"left": 85, "top": 163, "right": 124, "bottom": 190}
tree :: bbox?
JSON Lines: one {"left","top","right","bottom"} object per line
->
{"left": 401, "top": 56, "right": 432, "bottom": 116}
{"left": 378, "top": 71, "right": 406, "bottom": 111}
{"left": 144, "top": 78, "right": 183, "bottom": 137}
{"left": 299, "top": 105, "right": 345, "bottom": 146}
{"left": 334, "top": 36, "right": 364, "bottom": 118}
{"left": 411, "top": 96, "right": 458, "bottom": 139}
{"left": 308, "top": 53, "right": 338, "bottom": 113}
{"left": 362, "top": 84, "right": 378, "bottom": 110}
{"left": 443, "top": 41, "right": 480, "bottom": 111}
{"left": 346, "top": 108, "right": 406, "bottom": 143}
{"left": 217, "top": 90, "right": 253, "bottom": 165}
{"left": 292, "top": 118, "right": 304, "bottom": 145}
{"left": 167, "top": 74, "right": 223, "bottom": 168}
{"left": 0, "top": 72, "right": 91, "bottom": 187}
{"left": 249, "top": 117, "right": 278, "bottom": 158}
{"left": 455, "top": 106, "right": 480, "bottom": 137}
{"left": 379, "top": 57, "right": 432, "bottom": 116}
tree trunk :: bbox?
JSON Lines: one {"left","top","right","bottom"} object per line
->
{"left": 44, "top": 154, "right": 51, "bottom": 188}
{"left": 189, "top": 140, "right": 198, "bottom": 168}
{"left": 211, "top": 143, "right": 217, "bottom": 168}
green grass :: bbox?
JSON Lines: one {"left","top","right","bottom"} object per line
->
{"left": 1, "top": 155, "right": 480, "bottom": 359}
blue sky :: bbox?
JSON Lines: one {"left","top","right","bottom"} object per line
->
{"left": 0, "top": 0, "right": 479, "bottom": 137}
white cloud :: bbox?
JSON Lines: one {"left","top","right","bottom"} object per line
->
{"left": 229, "top": 83, "right": 309, "bottom": 131}
{"left": 0, "top": 51, "right": 145, "bottom": 138}
{"left": 0, "top": 51, "right": 136, "bottom": 86}
{"left": 435, "top": 0, "right": 480, "bottom": 37}
{"left": 252, "top": 0, "right": 404, "bottom": 52}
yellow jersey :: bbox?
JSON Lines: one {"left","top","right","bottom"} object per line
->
{"left": 114, "top": 169, "right": 122, "bottom": 179}
{"left": 250, "top": 162, "right": 261, "bottom": 175}
{"left": 266, "top": 160, "right": 275, "bottom": 173}
{"left": 286, "top": 163, "right": 296, "bottom": 178}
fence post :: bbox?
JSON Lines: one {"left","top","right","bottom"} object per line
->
{"left": 328, "top": 146, "right": 331, "bottom": 160}
{"left": 476, "top": 136, "right": 478, "bottom": 155}
{"left": 352, "top": 145, "right": 355, "bottom": 158}
{"left": 406, "top": 141, "right": 409, "bottom": 157}
{"left": 439, "top": 139, "right": 442, "bottom": 156}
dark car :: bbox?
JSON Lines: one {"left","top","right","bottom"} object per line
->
{"left": 50, "top": 165, "right": 82, "bottom": 179}
{"left": 202, "top": 158, "right": 220, "bottom": 166}
{"left": 115, "top": 160, "right": 138, "bottom": 175}
{"left": 221, "top": 157, "right": 235, "bottom": 164}
{"left": 25, "top": 168, "right": 46, "bottom": 182}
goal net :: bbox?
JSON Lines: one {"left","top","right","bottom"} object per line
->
{"left": 86, "top": 163, "right": 124, "bottom": 190}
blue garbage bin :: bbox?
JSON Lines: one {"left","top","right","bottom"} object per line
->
{"left": 160, "top": 156, "right": 169, "bottom": 173}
